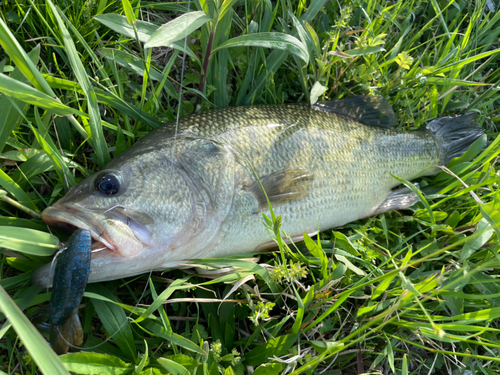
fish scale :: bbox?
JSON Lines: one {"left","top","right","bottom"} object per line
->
{"left": 32, "top": 97, "right": 484, "bottom": 286}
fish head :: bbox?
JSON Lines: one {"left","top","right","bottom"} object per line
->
{"left": 37, "top": 152, "right": 202, "bottom": 285}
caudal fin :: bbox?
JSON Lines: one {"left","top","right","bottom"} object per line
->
{"left": 427, "top": 113, "right": 485, "bottom": 165}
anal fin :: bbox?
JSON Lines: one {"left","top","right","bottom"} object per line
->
{"left": 249, "top": 169, "right": 314, "bottom": 212}
{"left": 373, "top": 184, "right": 420, "bottom": 215}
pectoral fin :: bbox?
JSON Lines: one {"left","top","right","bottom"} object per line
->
{"left": 373, "top": 184, "right": 420, "bottom": 215}
{"left": 249, "top": 169, "right": 314, "bottom": 212}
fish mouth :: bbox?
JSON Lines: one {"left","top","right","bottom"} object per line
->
{"left": 41, "top": 203, "right": 152, "bottom": 258}
{"left": 42, "top": 205, "right": 116, "bottom": 251}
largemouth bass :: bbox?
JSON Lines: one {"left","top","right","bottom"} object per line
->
{"left": 32, "top": 96, "right": 483, "bottom": 287}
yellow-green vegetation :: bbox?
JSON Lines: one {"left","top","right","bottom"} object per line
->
{"left": 0, "top": 0, "right": 500, "bottom": 374}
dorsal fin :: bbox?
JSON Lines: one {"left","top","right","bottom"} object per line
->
{"left": 312, "top": 95, "right": 397, "bottom": 128}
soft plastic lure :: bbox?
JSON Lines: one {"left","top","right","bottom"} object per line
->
{"left": 49, "top": 229, "right": 91, "bottom": 355}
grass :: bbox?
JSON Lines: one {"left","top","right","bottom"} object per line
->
{"left": 0, "top": 0, "right": 500, "bottom": 374}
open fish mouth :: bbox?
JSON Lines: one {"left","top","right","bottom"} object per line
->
{"left": 42, "top": 205, "right": 116, "bottom": 252}
{"left": 41, "top": 203, "right": 153, "bottom": 258}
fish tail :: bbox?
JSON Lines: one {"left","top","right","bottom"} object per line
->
{"left": 427, "top": 113, "right": 484, "bottom": 165}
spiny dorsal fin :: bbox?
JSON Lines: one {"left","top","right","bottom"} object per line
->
{"left": 312, "top": 95, "right": 397, "bottom": 128}
{"left": 249, "top": 169, "right": 314, "bottom": 212}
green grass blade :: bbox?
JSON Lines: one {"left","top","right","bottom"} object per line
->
{"left": 122, "top": 0, "right": 136, "bottom": 25}
{"left": 344, "top": 46, "right": 385, "bottom": 56}
{"left": 0, "top": 18, "right": 54, "bottom": 95}
{"left": 243, "top": 49, "right": 288, "bottom": 104}
{"left": 0, "top": 74, "right": 84, "bottom": 117}
{"left": 235, "top": 47, "right": 258, "bottom": 105}
{"left": 304, "top": 291, "right": 353, "bottom": 332}
{"left": 429, "top": 0, "right": 450, "bottom": 38}
{"left": 0, "top": 227, "right": 59, "bottom": 256}
{"left": 145, "top": 11, "right": 212, "bottom": 48}
{"left": 152, "top": 49, "right": 180, "bottom": 104}
{"left": 478, "top": 202, "right": 500, "bottom": 242}
{"left": 98, "top": 47, "right": 177, "bottom": 100}
{"left": 140, "top": 320, "right": 206, "bottom": 355}
{"left": 310, "top": 81, "right": 327, "bottom": 104}
{"left": 98, "top": 48, "right": 164, "bottom": 81}
{"left": 201, "top": 258, "right": 279, "bottom": 293}
{"left": 0, "top": 273, "right": 32, "bottom": 291}
{"left": 218, "top": 0, "right": 238, "bottom": 20}
{"left": 0, "top": 286, "right": 69, "bottom": 374}
{"left": 30, "top": 124, "right": 77, "bottom": 188}
{"left": 135, "top": 340, "right": 148, "bottom": 373}
{"left": 244, "top": 334, "right": 299, "bottom": 366}
{"left": 460, "top": 219, "right": 494, "bottom": 261}
{"left": 288, "top": 11, "right": 314, "bottom": 65}
{"left": 391, "top": 174, "right": 434, "bottom": 224}
{"left": 212, "top": 32, "right": 309, "bottom": 63}
{"left": 0, "top": 169, "right": 39, "bottom": 212}
{"left": 426, "top": 77, "right": 490, "bottom": 86}
{"left": 41, "top": 75, "right": 162, "bottom": 129}
{"left": 436, "top": 47, "right": 500, "bottom": 74}
{"left": 213, "top": 10, "right": 232, "bottom": 108}
{"left": 140, "top": 2, "right": 190, "bottom": 12}
{"left": 60, "top": 352, "right": 134, "bottom": 375}
{"left": 94, "top": 14, "right": 200, "bottom": 64}
{"left": 95, "top": 89, "right": 162, "bottom": 129}
{"left": 94, "top": 13, "right": 157, "bottom": 41}
{"left": 299, "top": 0, "right": 328, "bottom": 23}
{"left": 53, "top": 9, "right": 116, "bottom": 93}
{"left": 157, "top": 358, "right": 190, "bottom": 375}
{"left": 48, "top": 1, "right": 110, "bottom": 168}
{"left": 0, "top": 46, "right": 40, "bottom": 153}
{"left": 133, "top": 275, "right": 191, "bottom": 324}
{"left": 87, "top": 285, "right": 137, "bottom": 362}
{"left": 372, "top": 273, "right": 397, "bottom": 300}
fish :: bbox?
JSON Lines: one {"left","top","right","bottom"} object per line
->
{"left": 49, "top": 229, "right": 91, "bottom": 354}
{"left": 32, "top": 96, "right": 484, "bottom": 287}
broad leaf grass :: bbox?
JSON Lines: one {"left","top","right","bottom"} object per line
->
{"left": 0, "top": 0, "right": 500, "bottom": 374}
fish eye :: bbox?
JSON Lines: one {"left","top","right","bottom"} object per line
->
{"left": 95, "top": 173, "right": 121, "bottom": 196}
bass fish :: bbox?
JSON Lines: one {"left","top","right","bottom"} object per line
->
{"left": 33, "top": 96, "right": 483, "bottom": 287}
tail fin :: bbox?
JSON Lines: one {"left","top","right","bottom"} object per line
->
{"left": 427, "top": 113, "right": 484, "bottom": 165}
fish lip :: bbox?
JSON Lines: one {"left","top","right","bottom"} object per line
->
{"left": 41, "top": 204, "right": 117, "bottom": 252}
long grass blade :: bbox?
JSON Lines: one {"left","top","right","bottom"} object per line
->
{"left": 212, "top": 32, "right": 309, "bottom": 63}
{"left": 0, "top": 286, "right": 69, "bottom": 374}
{"left": 145, "top": 11, "right": 212, "bottom": 48}
{"left": 0, "top": 226, "right": 59, "bottom": 256}
{"left": 48, "top": 1, "right": 110, "bottom": 168}
{"left": 0, "top": 74, "right": 84, "bottom": 117}
{"left": 94, "top": 14, "right": 200, "bottom": 63}
{"left": 0, "top": 46, "right": 40, "bottom": 153}
{"left": 0, "top": 18, "right": 54, "bottom": 95}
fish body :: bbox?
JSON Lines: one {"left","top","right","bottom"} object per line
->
{"left": 33, "top": 96, "right": 483, "bottom": 286}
